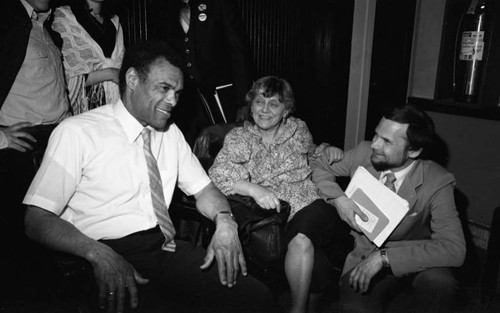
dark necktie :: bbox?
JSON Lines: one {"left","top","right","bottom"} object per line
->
{"left": 141, "top": 128, "right": 176, "bottom": 252}
{"left": 179, "top": 0, "right": 191, "bottom": 33}
{"left": 384, "top": 172, "right": 397, "bottom": 193}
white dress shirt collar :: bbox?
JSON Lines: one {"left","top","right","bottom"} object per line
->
{"left": 112, "top": 99, "right": 146, "bottom": 143}
{"left": 20, "top": 0, "right": 51, "bottom": 22}
{"left": 380, "top": 160, "right": 416, "bottom": 192}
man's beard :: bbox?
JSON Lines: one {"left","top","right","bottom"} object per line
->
{"left": 371, "top": 154, "right": 408, "bottom": 172}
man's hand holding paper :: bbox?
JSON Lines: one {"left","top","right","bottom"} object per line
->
{"left": 332, "top": 195, "right": 367, "bottom": 233}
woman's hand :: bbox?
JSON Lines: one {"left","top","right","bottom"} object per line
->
{"left": 233, "top": 181, "right": 281, "bottom": 211}
{"left": 250, "top": 185, "right": 281, "bottom": 212}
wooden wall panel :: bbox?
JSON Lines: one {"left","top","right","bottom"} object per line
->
{"left": 117, "top": 0, "right": 150, "bottom": 47}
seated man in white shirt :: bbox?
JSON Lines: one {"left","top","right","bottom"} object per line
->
{"left": 24, "top": 40, "right": 274, "bottom": 313}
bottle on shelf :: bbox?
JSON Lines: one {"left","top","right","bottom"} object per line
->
{"left": 453, "top": 0, "right": 488, "bottom": 103}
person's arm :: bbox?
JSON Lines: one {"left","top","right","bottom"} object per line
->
{"left": 22, "top": 123, "right": 147, "bottom": 313}
{"left": 208, "top": 127, "right": 251, "bottom": 195}
{"left": 313, "top": 143, "right": 344, "bottom": 164}
{"left": 0, "top": 122, "right": 36, "bottom": 151}
{"left": 233, "top": 180, "right": 281, "bottom": 211}
{"left": 25, "top": 206, "right": 148, "bottom": 313}
{"left": 85, "top": 68, "right": 120, "bottom": 86}
{"left": 310, "top": 142, "right": 370, "bottom": 232}
{"left": 346, "top": 248, "right": 387, "bottom": 293}
{"left": 51, "top": 8, "right": 119, "bottom": 88}
{"left": 208, "top": 127, "right": 281, "bottom": 210}
{"left": 194, "top": 183, "right": 246, "bottom": 288}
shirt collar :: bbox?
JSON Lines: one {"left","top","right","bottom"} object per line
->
{"left": 380, "top": 160, "right": 416, "bottom": 191}
{"left": 20, "top": 0, "right": 51, "bottom": 22}
{"left": 112, "top": 99, "right": 146, "bottom": 143}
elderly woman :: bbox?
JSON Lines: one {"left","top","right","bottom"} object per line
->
{"left": 209, "top": 76, "right": 347, "bottom": 313}
{"left": 52, "top": 0, "right": 124, "bottom": 114}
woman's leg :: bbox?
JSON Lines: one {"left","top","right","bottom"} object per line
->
{"left": 284, "top": 199, "right": 349, "bottom": 313}
{"left": 285, "top": 233, "right": 314, "bottom": 313}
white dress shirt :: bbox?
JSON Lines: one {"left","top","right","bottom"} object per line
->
{"left": 24, "top": 100, "right": 211, "bottom": 240}
{"left": 379, "top": 161, "right": 416, "bottom": 193}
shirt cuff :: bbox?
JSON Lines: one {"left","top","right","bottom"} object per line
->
{"left": 0, "top": 130, "right": 8, "bottom": 150}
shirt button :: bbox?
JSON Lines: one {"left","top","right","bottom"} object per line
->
{"left": 185, "top": 49, "right": 190, "bottom": 54}
{"left": 184, "top": 37, "right": 189, "bottom": 42}
{"left": 189, "top": 75, "right": 194, "bottom": 80}
{"left": 187, "top": 62, "right": 192, "bottom": 67}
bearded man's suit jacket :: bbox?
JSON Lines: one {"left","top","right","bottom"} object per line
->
{"left": 311, "top": 141, "right": 466, "bottom": 277}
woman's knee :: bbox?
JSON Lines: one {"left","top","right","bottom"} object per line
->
{"left": 288, "top": 233, "right": 314, "bottom": 254}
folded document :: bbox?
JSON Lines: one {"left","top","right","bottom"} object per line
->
{"left": 345, "top": 166, "right": 409, "bottom": 247}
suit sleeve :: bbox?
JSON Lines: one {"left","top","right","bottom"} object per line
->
{"left": 311, "top": 141, "right": 372, "bottom": 201}
{"left": 387, "top": 171, "right": 466, "bottom": 276}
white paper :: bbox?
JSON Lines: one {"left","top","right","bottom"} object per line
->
{"left": 345, "top": 166, "right": 409, "bottom": 247}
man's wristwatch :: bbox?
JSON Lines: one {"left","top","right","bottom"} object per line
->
{"left": 213, "top": 210, "right": 235, "bottom": 223}
{"left": 380, "top": 248, "right": 390, "bottom": 267}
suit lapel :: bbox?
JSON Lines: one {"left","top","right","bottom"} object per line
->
{"left": 365, "top": 160, "right": 422, "bottom": 212}
{"left": 396, "top": 160, "right": 423, "bottom": 212}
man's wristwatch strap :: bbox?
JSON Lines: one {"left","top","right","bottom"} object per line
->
{"left": 380, "top": 248, "right": 390, "bottom": 267}
{"left": 213, "top": 210, "right": 235, "bottom": 223}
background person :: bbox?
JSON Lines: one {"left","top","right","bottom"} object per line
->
{"left": 52, "top": 0, "right": 124, "bottom": 114}
{"left": 311, "top": 104, "right": 466, "bottom": 313}
{"left": 149, "top": 0, "right": 254, "bottom": 146}
{"left": 209, "top": 76, "right": 349, "bottom": 313}
{"left": 24, "top": 40, "right": 274, "bottom": 313}
{"left": 0, "top": 0, "right": 70, "bottom": 304}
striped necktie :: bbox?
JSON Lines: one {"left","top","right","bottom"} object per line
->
{"left": 141, "top": 128, "right": 176, "bottom": 252}
{"left": 384, "top": 172, "right": 397, "bottom": 193}
{"left": 179, "top": 0, "right": 191, "bottom": 33}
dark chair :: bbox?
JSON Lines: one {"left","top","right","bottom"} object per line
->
{"left": 170, "top": 123, "right": 238, "bottom": 247}
{"left": 27, "top": 146, "right": 98, "bottom": 312}
{"left": 481, "top": 206, "right": 500, "bottom": 308}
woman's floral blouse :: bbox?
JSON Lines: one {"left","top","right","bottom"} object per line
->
{"left": 209, "top": 117, "right": 321, "bottom": 220}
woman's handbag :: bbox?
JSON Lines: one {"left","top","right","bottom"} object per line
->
{"left": 227, "top": 195, "right": 291, "bottom": 265}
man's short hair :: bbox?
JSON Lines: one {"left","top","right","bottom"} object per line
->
{"left": 245, "top": 76, "right": 296, "bottom": 114}
{"left": 119, "top": 40, "right": 183, "bottom": 96}
{"left": 384, "top": 104, "right": 436, "bottom": 159}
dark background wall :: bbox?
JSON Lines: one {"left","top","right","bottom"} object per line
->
{"left": 365, "top": 0, "right": 416, "bottom": 139}
{"left": 115, "top": 0, "right": 353, "bottom": 147}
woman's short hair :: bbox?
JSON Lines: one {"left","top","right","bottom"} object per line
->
{"left": 245, "top": 76, "right": 295, "bottom": 113}
{"left": 385, "top": 104, "right": 436, "bottom": 159}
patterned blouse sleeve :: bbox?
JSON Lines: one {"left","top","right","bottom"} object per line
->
{"left": 294, "top": 119, "right": 317, "bottom": 157}
{"left": 208, "top": 128, "right": 251, "bottom": 195}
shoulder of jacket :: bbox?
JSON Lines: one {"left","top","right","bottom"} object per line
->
{"left": 422, "top": 159, "right": 455, "bottom": 181}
